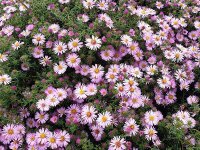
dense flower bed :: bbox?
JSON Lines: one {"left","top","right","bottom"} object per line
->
{"left": 0, "top": 0, "right": 200, "bottom": 149}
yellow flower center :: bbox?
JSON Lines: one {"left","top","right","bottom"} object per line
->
{"left": 148, "top": 129, "right": 155, "bottom": 136}
{"left": 128, "top": 80, "right": 134, "bottom": 86}
{"left": 168, "top": 95, "right": 174, "bottom": 99}
{"left": 70, "top": 58, "right": 76, "bottom": 63}
{"left": 130, "top": 125, "right": 135, "bottom": 129}
{"left": 39, "top": 114, "right": 44, "bottom": 119}
{"left": 86, "top": 112, "right": 92, "bottom": 117}
{"left": 149, "top": 115, "right": 155, "bottom": 121}
{"left": 8, "top": 129, "right": 14, "bottom": 135}
{"left": 71, "top": 109, "right": 77, "bottom": 114}
{"left": 60, "top": 136, "right": 65, "bottom": 141}
{"left": 79, "top": 89, "right": 85, "bottom": 95}
{"left": 175, "top": 53, "right": 180, "bottom": 58}
{"left": 72, "top": 41, "right": 78, "bottom": 47}
{"left": 101, "top": 116, "right": 108, "bottom": 122}
{"left": 94, "top": 68, "right": 100, "bottom": 73}
{"left": 58, "top": 65, "right": 63, "bottom": 70}
{"left": 132, "top": 98, "right": 138, "bottom": 103}
{"left": 57, "top": 45, "right": 63, "bottom": 51}
{"left": 110, "top": 74, "right": 115, "bottom": 79}
{"left": 130, "top": 45, "right": 136, "bottom": 51}
{"left": 99, "top": 2, "right": 104, "bottom": 7}
{"left": 49, "top": 137, "right": 56, "bottom": 143}
{"left": 162, "top": 79, "right": 167, "bottom": 84}
{"left": 129, "top": 87, "right": 135, "bottom": 92}
{"left": 40, "top": 133, "right": 46, "bottom": 139}
{"left": 36, "top": 37, "right": 41, "bottom": 41}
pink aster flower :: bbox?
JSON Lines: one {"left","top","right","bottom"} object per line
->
{"left": 35, "top": 112, "right": 49, "bottom": 124}
{"left": 32, "top": 47, "right": 44, "bottom": 58}
{"left": 66, "top": 53, "right": 81, "bottom": 68}
{"left": 99, "top": 88, "right": 108, "bottom": 96}
{"left": 36, "top": 128, "right": 50, "bottom": 144}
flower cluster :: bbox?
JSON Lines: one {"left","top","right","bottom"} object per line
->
{"left": 0, "top": 0, "right": 199, "bottom": 149}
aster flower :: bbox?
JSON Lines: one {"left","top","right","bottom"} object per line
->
{"left": 56, "top": 130, "right": 70, "bottom": 147}
{"left": 123, "top": 118, "right": 139, "bottom": 136}
{"left": 91, "top": 125, "right": 104, "bottom": 141}
{"left": 128, "top": 95, "right": 143, "bottom": 108}
{"left": 97, "top": 111, "right": 113, "bottom": 128}
{"left": 115, "top": 83, "right": 125, "bottom": 96}
{"left": 19, "top": 107, "right": 30, "bottom": 118}
{"left": 53, "top": 41, "right": 68, "bottom": 55}
{"left": 85, "top": 35, "right": 102, "bottom": 50}
{"left": 32, "top": 47, "right": 44, "bottom": 58}
{"left": 66, "top": 53, "right": 81, "bottom": 68}
{"left": 187, "top": 95, "right": 199, "bottom": 105}
{"left": 82, "top": 0, "right": 96, "bottom": 9}
{"left": 175, "top": 69, "right": 187, "bottom": 82}
{"left": 127, "top": 42, "right": 140, "bottom": 55}
{"left": 32, "top": 33, "right": 45, "bottom": 45}
{"left": 11, "top": 137, "right": 23, "bottom": 148}
{"left": 0, "top": 74, "right": 12, "bottom": 85}
{"left": 36, "top": 99, "right": 50, "bottom": 112}
{"left": 157, "top": 76, "right": 171, "bottom": 89}
{"left": 19, "top": 3, "right": 30, "bottom": 12}
{"left": 130, "top": 67, "right": 143, "bottom": 78}
{"left": 80, "top": 65, "right": 90, "bottom": 76}
{"left": 86, "top": 83, "right": 98, "bottom": 96}
{"left": 2, "top": 25, "right": 14, "bottom": 36}
{"left": 77, "top": 14, "right": 89, "bottom": 22}
{"left": 0, "top": 53, "right": 8, "bottom": 62}
{"left": 47, "top": 132, "right": 59, "bottom": 149}
{"left": 46, "top": 94, "right": 60, "bottom": 107}
{"left": 56, "top": 88, "right": 68, "bottom": 101}
{"left": 123, "top": 77, "right": 138, "bottom": 87}
{"left": 109, "top": 136, "right": 126, "bottom": 150}
{"left": 26, "top": 133, "right": 37, "bottom": 146}
{"left": 146, "top": 65, "right": 158, "bottom": 75}
{"left": 90, "top": 64, "right": 104, "bottom": 78}
{"left": 121, "top": 34, "right": 133, "bottom": 46}
{"left": 26, "top": 118, "right": 36, "bottom": 128}
{"left": 144, "top": 127, "right": 158, "bottom": 141}
{"left": 81, "top": 105, "right": 97, "bottom": 124}
{"left": 39, "top": 56, "right": 52, "bottom": 66}
{"left": 36, "top": 128, "right": 50, "bottom": 144}
{"left": 97, "top": 0, "right": 109, "bottom": 10}
{"left": 66, "top": 104, "right": 81, "bottom": 116}
{"left": 156, "top": 1, "right": 164, "bottom": 9}
{"left": 106, "top": 72, "right": 118, "bottom": 83}
{"left": 194, "top": 20, "right": 200, "bottom": 29}
{"left": 2, "top": 124, "right": 18, "bottom": 140}
{"left": 68, "top": 38, "right": 83, "bottom": 52}
{"left": 20, "top": 29, "right": 31, "bottom": 37}
{"left": 58, "top": 29, "right": 68, "bottom": 38}
{"left": 11, "top": 41, "right": 24, "bottom": 50}
{"left": 57, "top": 107, "right": 67, "bottom": 117}
{"left": 53, "top": 61, "right": 67, "bottom": 74}
{"left": 74, "top": 84, "right": 87, "bottom": 99}
{"left": 48, "top": 24, "right": 60, "bottom": 33}
{"left": 109, "top": 64, "right": 120, "bottom": 74}
{"left": 172, "top": 50, "right": 184, "bottom": 62}
{"left": 165, "top": 91, "right": 177, "bottom": 104}
{"left": 100, "top": 49, "right": 115, "bottom": 61}
{"left": 144, "top": 110, "right": 159, "bottom": 126}
{"left": 58, "top": 0, "right": 70, "bottom": 4}
{"left": 35, "top": 112, "right": 49, "bottom": 124}
{"left": 170, "top": 18, "right": 180, "bottom": 29}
